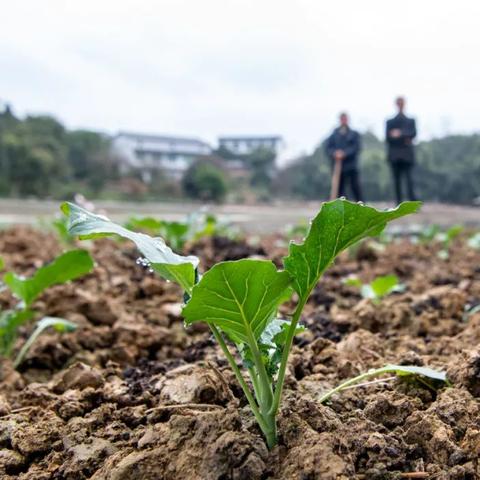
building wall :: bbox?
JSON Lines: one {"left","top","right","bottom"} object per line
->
{"left": 112, "top": 134, "right": 212, "bottom": 179}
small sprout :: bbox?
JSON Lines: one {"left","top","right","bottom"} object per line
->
{"left": 285, "top": 221, "right": 309, "bottom": 239}
{"left": 124, "top": 212, "right": 238, "bottom": 251}
{"left": 467, "top": 232, "right": 480, "bottom": 250}
{"left": 319, "top": 364, "right": 450, "bottom": 404}
{"left": 50, "top": 216, "right": 75, "bottom": 245}
{"left": 344, "top": 274, "right": 405, "bottom": 303}
{"left": 125, "top": 217, "right": 190, "bottom": 251}
{"left": 416, "top": 224, "right": 441, "bottom": 244}
{"left": 0, "top": 250, "right": 93, "bottom": 365}
{"left": 436, "top": 225, "right": 463, "bottom": 260}
{"left": 64, "top": 199, "right": 422, "bottom": 448}
{"left": 463, "top": 303, "right": 480, "bottom": 321}
{"left": 4, "top": 250, "right": 94, "bottom": 308}
{"left": 13, "top": 317, "right": 77, "bottom": 369}
{"left": 376, "top": 230, "right": 394, "bottom": 245}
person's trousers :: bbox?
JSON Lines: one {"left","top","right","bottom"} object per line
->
{"left": 391, "top": 163, "right": 416, "bottom": 204}
{"left": 338, "top": 169, "right": 364, "bottom": 202}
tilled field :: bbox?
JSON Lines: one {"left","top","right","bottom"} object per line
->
{"left": 0, "top": 226, "right": 480, "bottom": 479}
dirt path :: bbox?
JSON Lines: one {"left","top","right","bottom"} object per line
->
{"left": 0, "top": 199, "right": 479, "bottom": 233}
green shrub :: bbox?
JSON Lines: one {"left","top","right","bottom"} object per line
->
{"left": 182, "top": 162, "right": 227, "bottom": 202}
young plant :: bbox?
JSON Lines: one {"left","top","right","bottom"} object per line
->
{"left": 319, "top": 364, "right": 449, "bottom": 404}
{"left": 13, "top": 317, "right": 77, "bottom": 369}
{"left": 284, "top": 220, "right": 309, "bottom": 239}
{"left": 344, "top": 274, "right": 405, "bottom": 303}
{"left": 124, "top": 212, "right": 238, "bottom": 251}
{"left": 62, "top": 199, "right": 422, "bottom": 448}
{"left": 50, "top": 216, "right": 76, "bottom": 245}
{"left": 416, "top": 224, "right": 440, "bottom": 244}
{"left": 0, "top": 250, "right": 93, "bottom": 366}
{"left": 124, "top": 217, "right": 190, "bottom": 251}
{"left": 463, "top": 303, "right": 480, "bottom": 321}
{"left": 436, "top": 225, "right": 463, "bottom": 259}
{"left": 467, "top": 232, "right": 480, "bottom": 250}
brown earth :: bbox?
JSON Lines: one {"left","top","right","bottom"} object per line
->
{"left": 0, "top": 226, "right": 479, "bottom": 479}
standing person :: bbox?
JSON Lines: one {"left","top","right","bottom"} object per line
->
{"left": 386, "top": 96, "right": 417, "bottom": 203}
{"left": 325, "top": 112, "right": 363, "bottom": 201}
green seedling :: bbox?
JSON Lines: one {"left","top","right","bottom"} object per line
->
{"left": 319, "top": 364, "right": 449, "bottom": 404}
{"left": 463, "top": 303, "right": 480, "bottom": 321}
{"left": 124, "top": 212, "right": 238, "bottom": 251}
{"left": 344, "top": 274, "right": 405, "bottom": 303}
{"left": 188, "top": 212, "right": 239, "bottom": 241}
{"left": 436, "top": 225, "right": 463, "bottom": 260}
{"left": 285, "top": 220, "right": 309, "bottom": 239}
{"left": 467, "top": 232, "right": 480, "bottom": 250}
{"left": 13, "top": 317, "right": 77, "bottom": 369}
{"left": 0, "top": 250, "right": 93, "bottom": 366}
{"left": 63, "top": 199, "right": 427, "bottom": 448}
{"left": 376, "top": 230, "right": 394, "bottom": 245}
{"left": 415, "top": 224, "right": 441, "bottom": 244}
{"left": 50, "top": 216, "right": 75, "bottom": 245}
{"left": 38, "top": 215, "right": 75, "bottom": 245}
{"left": 124, "top": 217, "right": 190, "bottom": 251}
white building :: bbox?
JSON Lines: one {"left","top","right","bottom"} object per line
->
{"left": 218, "top": 136, "right": 283, "bottom": 156}
{"left": 112, "top": 132, "right": 212, "bottom": 181}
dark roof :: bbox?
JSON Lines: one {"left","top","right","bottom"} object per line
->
{"left": 218, "top": 136, "right": 282, "bottom": 142}
{"left": 116, "top": 131, "right": 211, "bottom": 148}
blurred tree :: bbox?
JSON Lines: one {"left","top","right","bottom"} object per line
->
{"left": 182, "top": 161, "right": 227, "bottom": 202}
{"left": 66, "top": 130, "right": 117, "bottom": 193}
{"left": 0, "top": 105, "right": 117, "bottom": 198}
{"left": 0, "top": 114, "right": 69, "bottom": 196}
{"left": 245, "top": 146, "right": 276, "bottom": 188}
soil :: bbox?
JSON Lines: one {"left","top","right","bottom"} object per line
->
{"left": 0, "top": 226, "right": 480, "bottom": 479}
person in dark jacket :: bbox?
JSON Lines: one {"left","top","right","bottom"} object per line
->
{"left": 325, "top": 112, "right": 363, "bottom": 201}
{"left": 386, "top": 96, "right": 417, "bottom": 203}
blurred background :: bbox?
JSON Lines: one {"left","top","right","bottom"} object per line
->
{"left": 0, "top": 0, "right": 479, "bottom": 228}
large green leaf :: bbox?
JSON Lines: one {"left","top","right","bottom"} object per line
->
{"left": 61, "top": 202, "right": 199, "bottom": 294}
{"left": 4, "top": 249, "right": 94, "bottom": 307}
{"left": 182, "top": 259, "right": 292, "bottom": 344}
{"left": 284, "top": 199, "right": 421, "bottom": 298}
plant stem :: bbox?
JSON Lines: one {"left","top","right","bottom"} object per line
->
{"left": 270, "top": 296, "right": 307, "bottom": 415}
{"left": 261, "top": 411, "right": 277, "bottom": 449}
{"left": 248, "top": 367, "right": 261, "bottom": 404}
{"left": 13, "top": 325, "right": 44, "bottom": 369}
{"left": 245, "top": 328, "right": 274, "bottom": 410}
{"left": 209, "top": 325, "right": 270, "bottom": 435}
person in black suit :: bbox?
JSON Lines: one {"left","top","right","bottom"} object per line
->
{"left": 325, "top": 112, "right": 363, "bottom": 201}
{"left": 386, "top": 97, "right": 417, "bottom": 203}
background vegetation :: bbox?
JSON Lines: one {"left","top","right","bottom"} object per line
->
{"left": 277, "top": 132, "right": 480, "bottom": 204}
{"left": 1, "top": 107, "right": 478, "bottom": 204}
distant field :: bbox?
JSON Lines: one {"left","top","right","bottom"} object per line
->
{"left": 1, "top": 198, "right": 478, "bottom": 233}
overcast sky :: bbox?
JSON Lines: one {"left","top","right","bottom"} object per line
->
{"left": 1, "top": 0, "right": 479, "bottom": 163}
